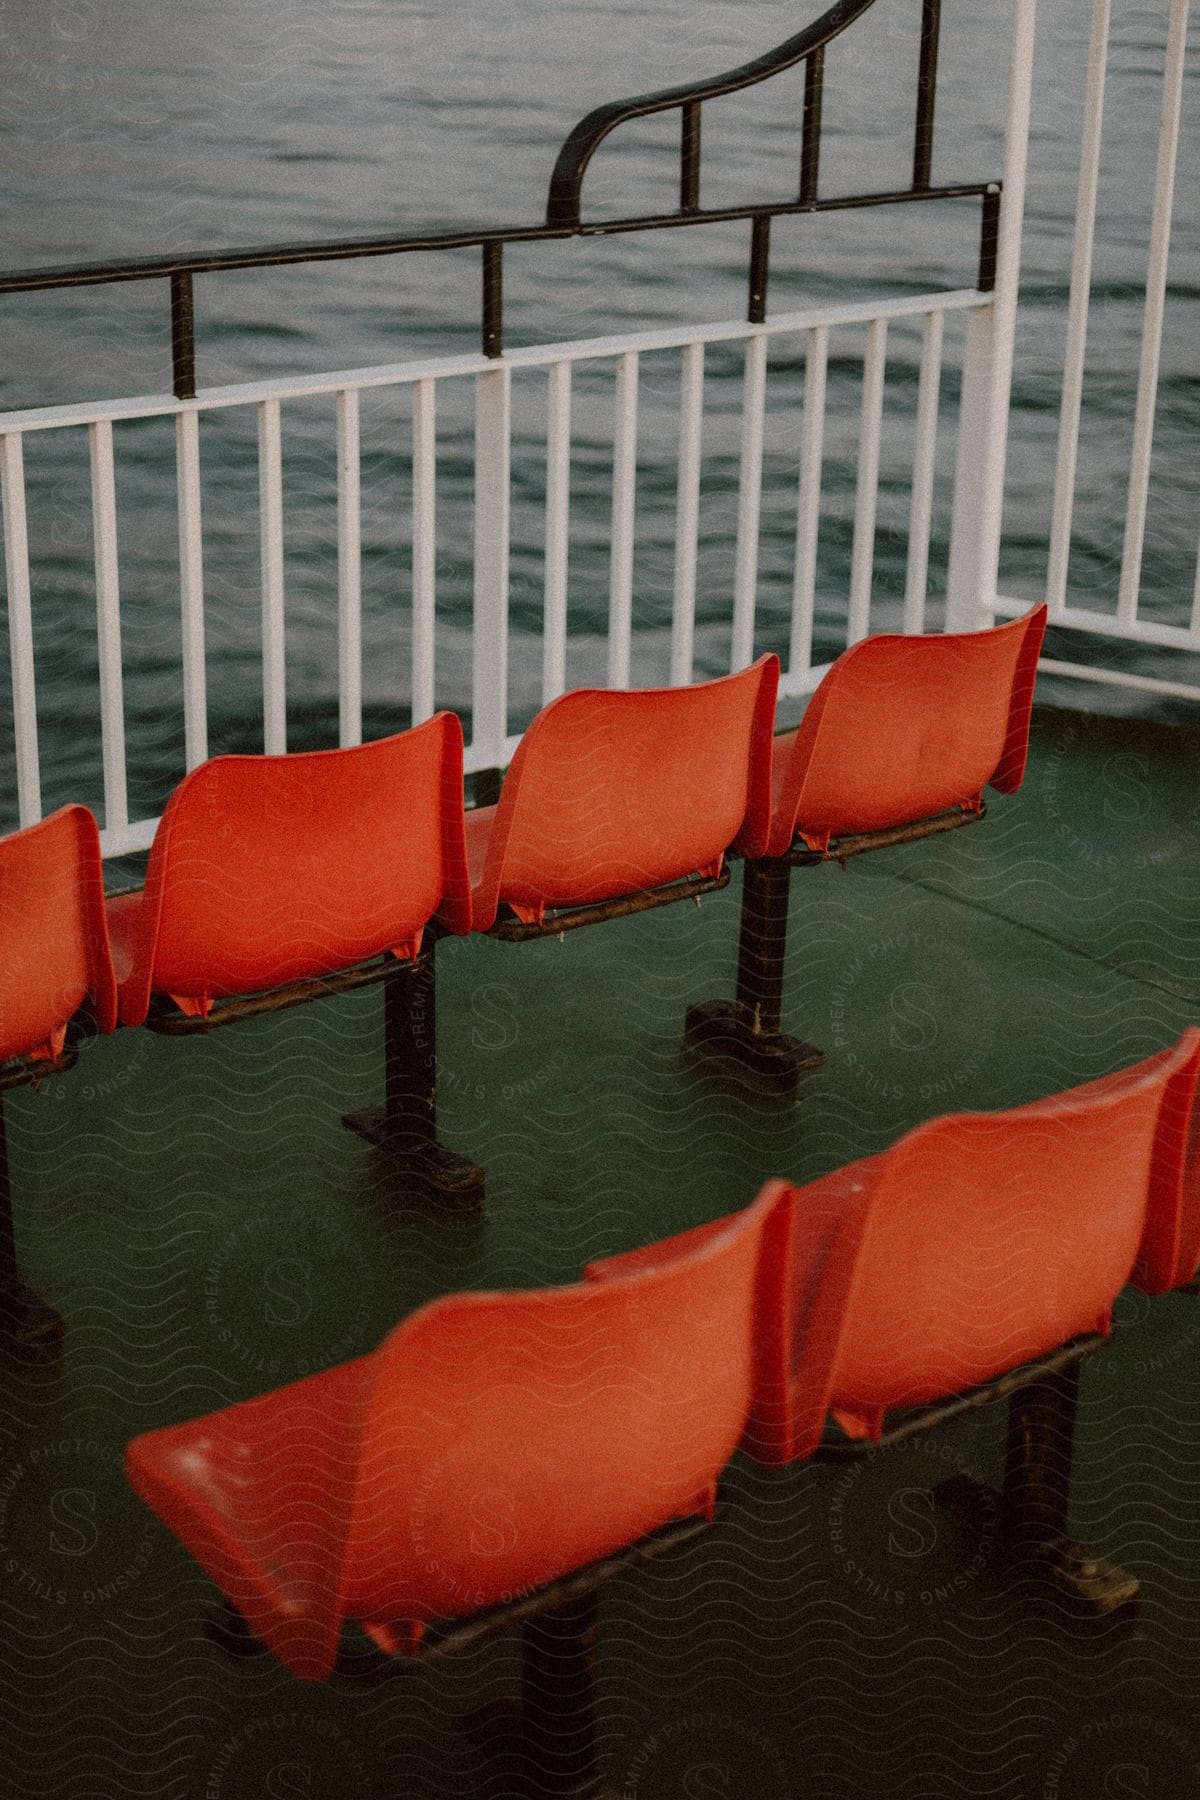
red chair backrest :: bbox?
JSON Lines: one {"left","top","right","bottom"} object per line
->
{"left": 333, "top": 1177, "right": 791, "bottom": 1641}
{"left": 118, "top": 715, "right": 470, "bottom": 1023}
{"left": 768, "top": 606, "right": 1046, "bottom": 855}
{"left": 470, "top": 656, "right": 779, "bottom": 930}
{"left": 780, "top": 1030, "right": 1200, "bottom": 1460}
{"left": 0, "top": 805, "right": 116, "bottom": 1061}
{"left": 1131, "top": 1039, "right": 1200, "bottom": 1294}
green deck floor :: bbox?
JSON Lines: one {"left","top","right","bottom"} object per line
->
{"left": 2, "top": 702, "right": 1200, "bottom": 1799}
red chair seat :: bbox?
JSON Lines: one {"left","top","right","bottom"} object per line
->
{"left": 125, "top": 1179, "right": 794, "bottom": 1681}
{"left": 110, "top": 716, "right": 471, "bottom": 1026}
{"left": 0, "top": 805, "right": 116, "bottom": 1063}
{"left": 470, "top": 659, "right": 779, "bottom": 931}
{"left": 766, "top": 607, "right": 1047, "bottom": 856}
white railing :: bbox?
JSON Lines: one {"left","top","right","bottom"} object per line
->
{"left": 13, "top": 0, "right": 1196, "bottom": 851}
{"left": 0, "top": 286, "right": 990, "bottom": 858}
{"left": 993, "top": 0, "right": 1199, "bottom": 703}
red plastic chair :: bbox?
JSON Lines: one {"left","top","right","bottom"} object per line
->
{"left": 766, "top": 604, "right": 1048, "bottom": 857}
{"left": 468, "top": 657, "right": 779, "bottom": 933}
{"left": 592, "top": 1031, "right": 1200, "bottom": 1470}
{"left": 0, "top": 804, "right": 116, "bottom": 1065}
{"left": 105, "top": 716, "right": 477, "bottom": 1189}
{"left": 0, "top": 805, "right": 117, "bottom": 1352}
{"left": 590, "top": 1034, "right": 1200, "bottom": 1616}
{"left": 686, "top": 608, "right": 1047, "bottom": 1090}
{"left": 108, "top": 715, "right": 470, "bottom": 1027}
{"left": 123, "top": 1178, "right": 792, "bottom": 1682}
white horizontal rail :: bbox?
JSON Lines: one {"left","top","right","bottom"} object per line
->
{"left": 0, "top": 290, "right": 986, "bottom": 437}
{"left": 992, "top": 592, "right": 1200, "bottom": 653}
{"left": 1036, "top": 657, "right": 1200, "bottom": 706}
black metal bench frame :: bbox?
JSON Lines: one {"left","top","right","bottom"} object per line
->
{"left": 0, "top": 1038, "right": 82, "bottom": 1357}
{"left": 141, "top": 932, "right": 487, "bottom": 1206}
{"left": 685, "top": 805, "right": 983, "bottom": 1093}
{"left": 202, "top": 1328, "right": 1136, "bottom": 1798}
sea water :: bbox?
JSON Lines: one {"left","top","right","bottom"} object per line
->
{"left": 0, "top": 0, "right": 1195, "bottom": 826}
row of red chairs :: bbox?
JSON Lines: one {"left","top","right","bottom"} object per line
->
{"left": 1, "top": 604, "right": 1045, "bottom": 1051}
{"left": 0, "top": 606, "right": 1045, "bottom": 1348}
{"left": 124, "top": 1031, "right": 1200, "bottom": 1701}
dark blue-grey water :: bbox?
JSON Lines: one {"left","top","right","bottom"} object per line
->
{"left": 0, "top": 0, "right": 1197, "bottom": 832}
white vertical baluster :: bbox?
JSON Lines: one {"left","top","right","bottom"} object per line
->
{"left": 790, "top": 324, "right": 828, "bottom": 679}
{"left": 732, "top": 332, "right": 767, "bottom": 670}
{"left": 608, "top": 350, "right": 638, "bottom": 688}
{"left": 473, "top": 365, "right": 511, "bottom": 767}
{"left": 1046, "top": 0, "right": 1111, "bottom": 614}
{"left": 337, "top": 387, "right": 362, "bottom": 747}
{"left": 88, "top": 420, "right": 128, "bottom": 840}
{"left": 543, "top": 360, "right": 571, "bottom": 704}
{"left": 848, "top": 317, "right": 888, "bottom": 644}
{"left": 946, "top": 0, "right": 1037, "bottom": 631}
{"left": 946, "top": 305, "right": 994, "bottom": 627}
{"left": 903, "top": 310, "right": 944, "bottom": 635}
{"left": 670, "top": 342, "right": 704, "bottom": 687}
{"left": 175, "top": 411, "right": 207, "bottom": 768}
{"left": 1, "top": 431, "right": 41, "bottom": 825}
{"left": 258, "top": 398, "right": 286, "bottom": 754}
{"left": 1117, "top": 0, "right": 1188, "bottom": 626}
{"left": 411, "top": 378, "right": 437, "bottom": 725}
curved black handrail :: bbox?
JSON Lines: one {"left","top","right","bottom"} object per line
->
{"left": 0, "top": 0, "right": 986, "bottom": 398}
{"left": 546, "top": 0, "right": 881, "bottom": 228}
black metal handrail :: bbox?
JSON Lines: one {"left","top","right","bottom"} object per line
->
{"left": 546, "top": 0, "right": 881, "bottom": 227}
{"left": 0, "top": 0, "right": 992, "bottom": 402}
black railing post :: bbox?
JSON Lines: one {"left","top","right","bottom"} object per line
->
{"left": 800, "top": 47, "right": 825, "bottom": 203}
{"left": 978, "top": 184, "right": 1002, "bottom": 292}
{"left": 680, "top": 99, "right": 701, "bottom": 213}
{"left": 482, "top": 242, "right": 503, "bottom": 358}
{"left": 912, "top": 0, "right": 942, "bottom": 190}
{"left": 170, "top": 271, "right": 196, "bottom": 400}
{"left": 748, "top": 214, "right": 771, "bottom": 324}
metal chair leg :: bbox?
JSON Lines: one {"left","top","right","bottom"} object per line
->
{"left": 932, "top": 1363, "right": 1140, "bottom": 1618}
{"left": 684, "top": 858, "right": 824, "bottom": 1094}
{"left": 342, "top": 946, "right": 485, "bottom": 1204}
{"left": 0, "top": 1090, "right": 66, "bottom": 1359}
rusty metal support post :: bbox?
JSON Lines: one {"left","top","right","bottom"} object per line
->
{"left": 520, "top": 1590, "right": 602, "bottom": 1797}
{"left": 342, "top": 942, "right": 485, "bottom": 1204}
{"left": 683, "top": 859, "right": 824, "bottom": 1094}
{"left": 1000, "top": 1359, "right": 1077, "bottom": 1550}
{"left": 0, "top": 1088, "right": 66, "bottom": 1357}
{"left": 933, "top": 1359, "right": 1140, "bottom": 1618}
